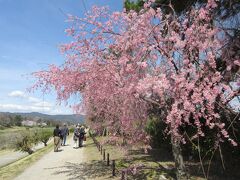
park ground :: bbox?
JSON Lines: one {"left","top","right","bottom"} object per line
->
{"left": 0, "top": 135, "right": 204, "bottom": 180}
{"left": 0, "top": 136, "right": 117, "bottom": 180}
{"left": 14, "top": 137, "right": 116, "bottom": 180}
{"left": 0, "top": 131, "right": 236, "bottom": 180}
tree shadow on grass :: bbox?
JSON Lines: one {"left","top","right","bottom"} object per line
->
{"left": 114, "top": 149, "right": 176, "bottom": 180}
{"left": 50, "top": 160, "right": 113, "bottom": 180}
{"left": 127, "top": 148, "right": 174, "bottom": 163}
{"left": 129, "top": 169, "right": 175, "bottom": 180}
{"left": 185, "top": 162, "right": 240, "bottom": 180}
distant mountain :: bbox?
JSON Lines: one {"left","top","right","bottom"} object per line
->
{"left": 0, "top": 112, "right": 85, "bottom": 124}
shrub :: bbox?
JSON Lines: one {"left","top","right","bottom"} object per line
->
{"left": 14, "top": 132, "right": 37, "bottom": 154}
{"left": 145, "top": 117, "right": 171, "bottom": 150}
{"left": 38, "top": 130, "right": 52, "bottom": 146}
{"left": 0, "top": 132, "right": 20, "bottom": 150}
{"left": 69, "top": 127, "right": 75, "bottom": 133}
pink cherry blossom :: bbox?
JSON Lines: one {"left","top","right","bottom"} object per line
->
{"left": 32, "top": 0, "right": 239, "bottom": 150}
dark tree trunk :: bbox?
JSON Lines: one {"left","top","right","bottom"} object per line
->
{"left": 27, "top": 148, "right": 34, "bottom": 155}
{"left": 171, "top": 135, "right": 188, "bottom": 180}
{"left": 42, "top": 140, "right": 48, "bottom": 146}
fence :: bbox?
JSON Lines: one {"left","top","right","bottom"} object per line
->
{"left": 89, "top": 133, "right": 167, "bottom": 180}
{"left": 90, "top": 133, "right": 128, "bottom": 179}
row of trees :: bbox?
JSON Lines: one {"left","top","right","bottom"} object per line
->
{"left": 33, "top": 0, "right": 239, "bottom": 179}
{"left": 14, "top": 129, "right": 53, "bottom": 154}
{"left": 0, "top": 115, "right": 23, "bottom": 128}
{"left": 0, "top": 113, "right": 65, "bottom": 128}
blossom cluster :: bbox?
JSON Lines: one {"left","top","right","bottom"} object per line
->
{"left": 33, "top": 0, "right": 239, "bottom": 147}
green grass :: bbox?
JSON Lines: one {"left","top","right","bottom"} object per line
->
{"left": 0, "top": 126, "right": 54, "bottom": 134}
{"left": 0, "top": 126, "right": 24, "bottom": 134}
{"left": 95, "top": 136, "right": 162, "bottom": 178}
{"left": 0, "top": 126, "right": 54, "bottom": 150}
{"left": 0, "top": 141, "right": 54, "bottom": 180}
{"left": 95, "top": 136, "right": 206, "bottom": 180}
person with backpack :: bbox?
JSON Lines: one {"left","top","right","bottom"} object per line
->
{"left": 61, "top": 123, "right": 69, "bottom": 146}
{"left": 78, "top": 125, "right": 86, "bottom": 147}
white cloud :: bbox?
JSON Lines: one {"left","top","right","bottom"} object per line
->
{"left": 8, "top": 90, "right": 25, "bottom": 98}
{"left": 8, "top": 90, "right": 42, "bottom": 103}
{"left": 2, "top": 90, "right": 73, "bottom": 115}
{"left": 0, "top": 103, "right": 73, "bottom": 115}
{"left": 5, "top": 90, "right": 53, "bottom": 113}
{"left": 48, "top": 107, "right": 73, "bottom": 115}
{"left": 34, "top": 101, "right": 53, "bottom": 108}
{"left": 28, "top": 97, "right": 41, "bottom": 103}
{"left": 0, "top": 103, "right": 51, "bottom": 112}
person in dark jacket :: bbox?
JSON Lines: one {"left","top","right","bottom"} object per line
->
{"left": 53, "top": 124, "right": 61, "bottom": 152}
{"left": 61, "top": 123, "right": 69, "bottom": 146}
{"left": 73, "top": 125, "right": 80, "bottom": 149}
{"left": 78, "top": 126, "right": 86, "bottom": 147}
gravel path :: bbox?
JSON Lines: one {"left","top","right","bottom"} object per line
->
{"left": 14, "top": 137, "right": 115, "bottom": 180}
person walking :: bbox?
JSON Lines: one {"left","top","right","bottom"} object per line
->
{"left": 53, "top": 124, "right": 61, "bottom": 152}
{"left": 61, "top": 123, "right": 69, "bottom": 146}
{"left": 73, "top": 125, "right": 80, "bottom": 149}
{"left": 78, "top": 125, "right": 86, "bottom": 147}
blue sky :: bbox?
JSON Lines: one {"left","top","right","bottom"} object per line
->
{"left": 0, "top": 0, "right": 123, "bottom": 114}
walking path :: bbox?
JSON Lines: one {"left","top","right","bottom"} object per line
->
{"left": 14, "top": 137, "right": 116, "bottom": 180}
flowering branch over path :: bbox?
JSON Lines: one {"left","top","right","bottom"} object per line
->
{"left": 33, "top": 0, "right": 239, "bottom": 149}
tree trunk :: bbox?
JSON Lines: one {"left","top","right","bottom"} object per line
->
{"left": 171, "top": 135, "right": 188, "bottom": 180}
{"left": 27, "top": 148, "right": 34, "bottom": 155}
{"left": 42, "top": 140, "right": 48, "bottom": 146}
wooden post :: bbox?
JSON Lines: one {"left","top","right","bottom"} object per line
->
{"left": 121, "top": 171, "right": 125, "bottom": 180}
{"left": 107, "top": 153, "right": 110, "bottom": 166}
{"left": 101, "top": 146, "right": 102, "bottom": 154}
{"left": 103, "top": 149, "right": 106, "bottom": 160}
{"left": 112, "top": 160, "right": 116, "bottom": 176}
{"left": 124, "top": 170, "right": 127, "bottom": 180}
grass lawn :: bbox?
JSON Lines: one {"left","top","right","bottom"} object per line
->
{"left": 0, "top": 126, "right": 53, "bottom": 134}
{"left": 0, "top": 141, "right": 54, "bottom": 180}
{"left": 95, "top": 136, "right": 205, "bottom": 180}
{"left": 0, "top": 126, "right": 24, "bottom": 135}
{"left": 0, "top": 126, "right": 54, "bottom": 150}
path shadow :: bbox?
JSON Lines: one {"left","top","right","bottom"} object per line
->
{"left": 85, "top": 142, "right": 95, "bottom": 147}
{"left": 71, "top": 143, "right": 94, "bottom": 149}
{"left": 54, "top": 149, "right": 63, "bottom": 152}
{"left": 51, "top": 160, "right": 112, "bottom": 180}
